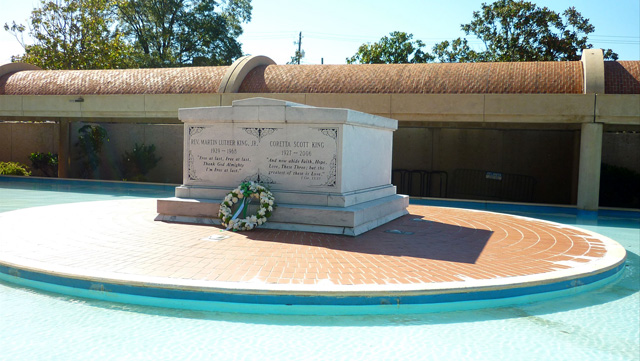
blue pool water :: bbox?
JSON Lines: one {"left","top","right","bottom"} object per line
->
{"left": 0, "top": 177, "right": 638, "bottom": 361}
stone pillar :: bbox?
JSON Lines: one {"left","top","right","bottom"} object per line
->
{"left": 581, "top": 49, "right": 605, "bottom": 94}
{"left": 218, "top": 55, "right": 275, "bottom": 93}
{"left": 577, "top": 123, "right": 603, "bottom": 210}
{"left": 0, "top": 63, "right": 42, "bottom": 77}
{"left": 577, "top": 49, "right": 606, "bottom": 210}
{"left": 57, "top": 119, "right": 70, "bottom": 178}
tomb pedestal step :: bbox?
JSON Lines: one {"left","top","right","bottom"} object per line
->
{"left": 156, "top": 194, "right": 409, "bottom": 236}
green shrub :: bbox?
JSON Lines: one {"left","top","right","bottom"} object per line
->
{"left": 121, "top": 143, "right": 162, "bottom": 182}
{"left": 0, "top": 162, "right": 31, "bottom": 176}
{"left": 75, "top": 124, "right": 108, "bottom": 178}
{"left": 29, "top": 152, "right": 58, "bottom": 177}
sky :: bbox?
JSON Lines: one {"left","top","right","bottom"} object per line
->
{"left": 0, "top": 0, "right": 638, "bottom": 66}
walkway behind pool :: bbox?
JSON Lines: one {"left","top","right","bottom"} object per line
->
{"left": 0, "top": 199, "right": 626, "bottom": 312}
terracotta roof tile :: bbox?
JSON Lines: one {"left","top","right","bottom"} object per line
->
{"left": 0, "top": 67, "right": 228, "bottom": 95}
{"left": 1, "top": 61, "right": 637, "bottom": 95}
{"left": 604, "top": 61, "right": 640, "bottom": 94}
{"left": 239, "top": 62, "right": 584, "bottom": 94}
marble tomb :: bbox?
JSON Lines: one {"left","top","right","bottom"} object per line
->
{"left": 157, "top": 97, "right": 408, "bottom": 236}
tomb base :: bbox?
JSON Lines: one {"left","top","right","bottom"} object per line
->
{"left": 156, "top": 194, "right": 409, "bottom": 236}
{"left": 174, "top": 184, "right": 398, "bottom": 207}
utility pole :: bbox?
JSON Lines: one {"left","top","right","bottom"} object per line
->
{"left": 288, "top": 32, "right": 304, "bottom": 65}
{"left": 295, "top": 32, "right": 302, "bottom": 64}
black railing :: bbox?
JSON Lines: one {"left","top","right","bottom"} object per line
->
{"left": 392, "top": 169, "right": 448, "bottom": 198}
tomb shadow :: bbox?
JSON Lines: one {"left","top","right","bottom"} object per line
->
{"left": 245, "top": 214, "right": 493, "bottom": 264}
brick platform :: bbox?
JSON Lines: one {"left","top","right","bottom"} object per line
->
{"left": 0, "top": 199, "right": 626, "bottom": 312}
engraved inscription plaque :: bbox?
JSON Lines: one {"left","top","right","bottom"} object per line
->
{"left": 186, "top": 124, "right": 339, "bottom": 191}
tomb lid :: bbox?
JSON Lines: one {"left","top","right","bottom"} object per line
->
{"left": 231, "top": 97, "right": 310, "bottom": 108}
{"left": 179, "top": 97, "right": 397, "bottom": 130}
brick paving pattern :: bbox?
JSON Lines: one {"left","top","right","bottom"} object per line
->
{"left": 0, "top": 199, "right": 619, "bottom": 291}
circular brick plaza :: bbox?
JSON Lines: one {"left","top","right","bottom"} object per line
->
{"left": 0, "top": 199, "right": 626, "bottom": 314}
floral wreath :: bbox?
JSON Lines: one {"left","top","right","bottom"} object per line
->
{"left": 219, "top": 181, "right": 276, "bottom": 231}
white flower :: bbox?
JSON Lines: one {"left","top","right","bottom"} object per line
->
{"left": 220, "top": 182, "right": 274, "bottom": 231}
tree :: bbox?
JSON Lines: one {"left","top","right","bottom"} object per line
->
{"left": 346, "top": 31, "right": 434, "bottom": 64}
{"left": 114, "top": 0, "right": 252, "bottom": 67}
{"left": 5, "top": 0, "right": 252, "bottom": 69}
{"left": 75, "top": 124, "right": 108, "bottom": 179}
{"left": 120, "top": 143, "right": 161, "bottom": 182}
{"left": 432, "top": 38, "right": 482, "bottom": 63}
{"left": 433, "top": 0, "right": 618, "bottom": 62}
{"left": 4, "top": 0, "right": 138, "bottom": 69}
{"left": 29, "top": 152, "right": 59, "bottom": 177}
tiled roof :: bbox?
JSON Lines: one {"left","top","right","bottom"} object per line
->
{"left": 1, "top": 61, "right": 637, "bottom": 95}
{"left": 0, "top": 67, "right": 228, "bottom": 95}
{"left": 239, "top": 62, "right": 584, "bottom": 94}
{"left": 604, "top": 61, "right": 640, "bottom": 94}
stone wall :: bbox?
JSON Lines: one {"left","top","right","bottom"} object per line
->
{"left": 392, "top": 126, "right": 580, "bottom": 205}
{"left": 0, "top": 121, "right": 181, "bottom": 182}
{"left": 602, "top": 131, "right": 640, "bottom": 173}
{"left": 68, "top": 122, "right": 183, "bottom": 183}
{"left": 0, "top": 122, "right": 59, "bottom": 176}
{"left": 1, "top": 121, "right": 637, "bottom": 206}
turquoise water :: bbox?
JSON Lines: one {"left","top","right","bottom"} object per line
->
{"left": 0, "top": 177, "right": 638, "bottom": 361}
{"left": 0, "top": 177, "right": 175, "bottom": 213}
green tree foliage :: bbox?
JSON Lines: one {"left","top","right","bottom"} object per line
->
{"left": 346, "top": 31, "right": 434, "bottom": 64}
{"left": 4, "top": 0, "right": 138, "bottom": 69}
{"left": 29, "top": 152, "right": 59, "bottom": 177}
{"left": 120, "top": 143, "right": 161, "bottom": 182}
{"left": 0, "top": 162, "right": 31, "bottom": 176}
{"left": 4, "top": 0, "right": 252, "bottom": 69}
{"left": 75, "top": 124, "right": 108, "bottom": 178}
{"left": 433, "top": 0, "right": 618, "bottom": 62}
{"left": 114, "top": 0, "right": 252, "bottom": 67}
{"left": 347, "top": 1, "right": 617, "bottom": 64}
{"left": 432, "top": 38, "right": 481, "bottom": 63}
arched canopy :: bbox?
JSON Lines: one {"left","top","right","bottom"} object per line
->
{"left": 0, "top": 58, "right": 638, "bottom": 95}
